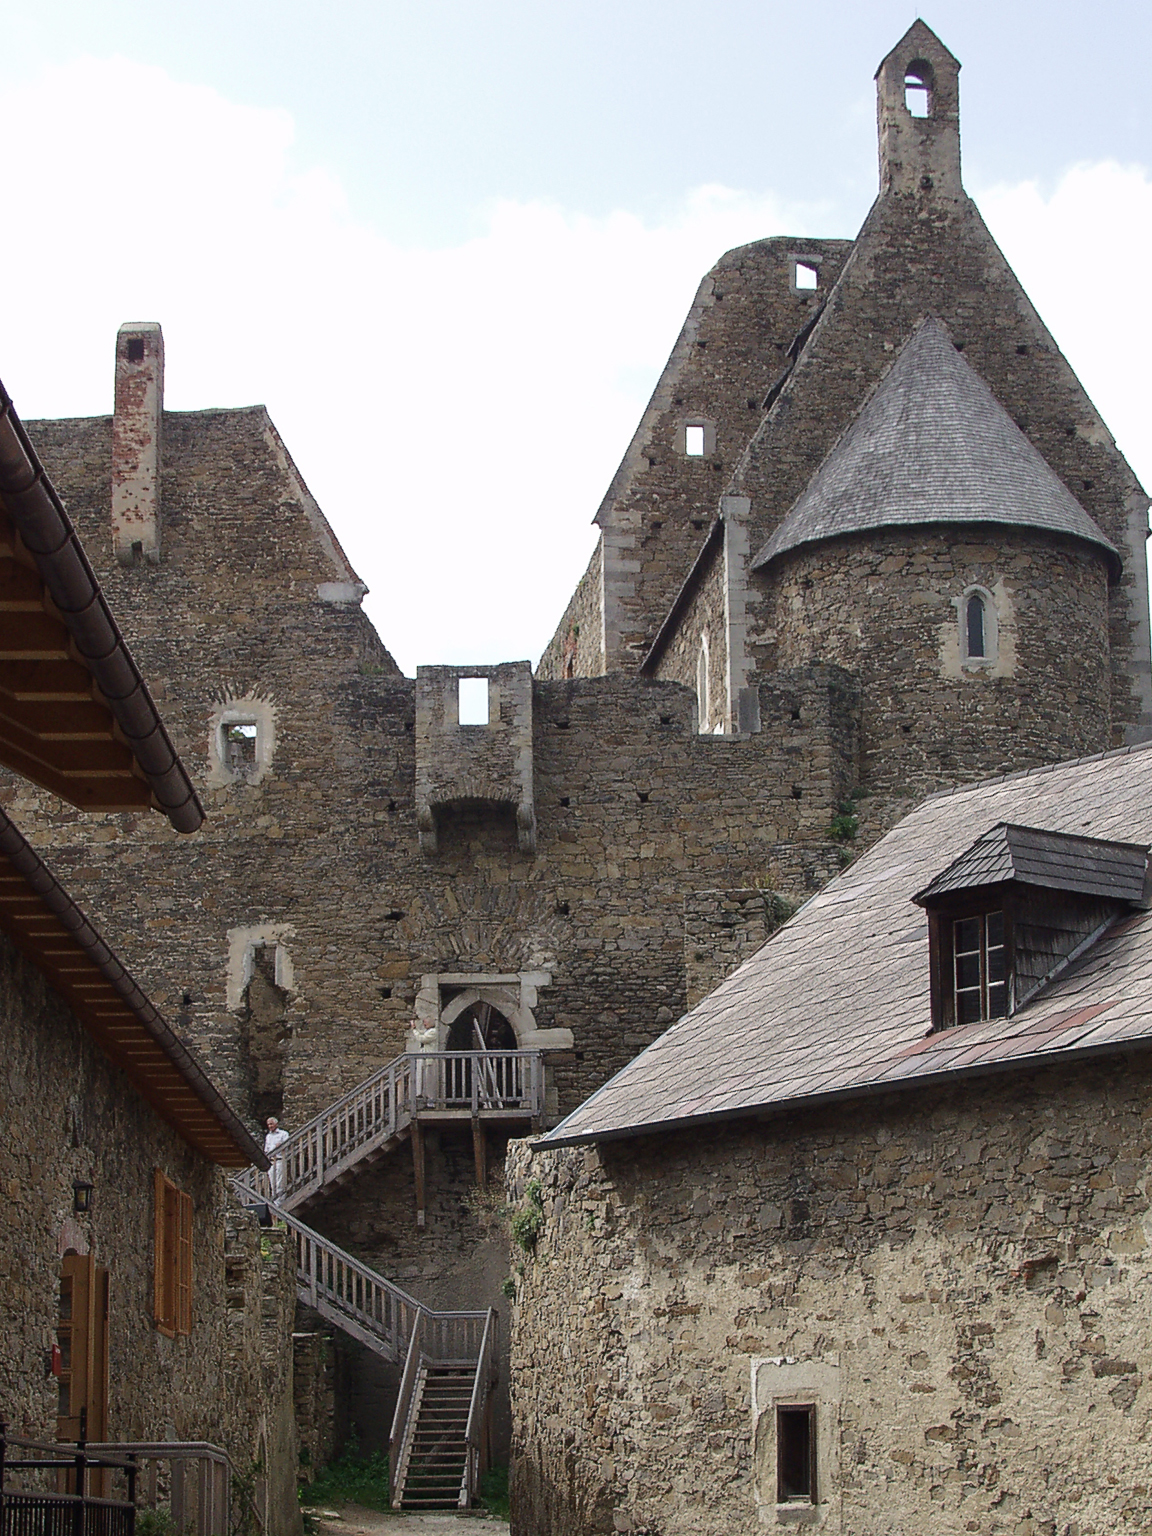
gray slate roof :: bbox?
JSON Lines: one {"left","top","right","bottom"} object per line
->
{"left": 538, "top": 741, "right": 1152, "bottom": 1149}
{"left": 751, "top": 318, "right": 1119, "bottom": 574}
{"left": 914, "top": 822, "right": 1148, "bottom": 906}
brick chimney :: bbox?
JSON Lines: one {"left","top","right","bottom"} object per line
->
{"left": 112, "top": 322, "right": 164, "bottom": 565}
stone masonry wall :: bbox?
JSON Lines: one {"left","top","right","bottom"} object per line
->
{"left": 546, "top": 235, "right": 853, "bottom": 673}
{"left": 651, "top": 533, "right": 728, "bottom": 732}
{"left": 733, "top": 188, "right": 1151, "bottom": 745}
{"left": 508, "top": 1053, "right": 1152, "bottom": 1535}
{"left": 0, "top": 923, "right": 225, "bottom": 1441}
{"left": 0, "top": 922, "right": 298, "bottom": 1536}
{"left": 768, "top": 529, "right": 1113, "bottom": 802}
{"left": 538, "top": 540, "right": 603, "bottom": 679}
{"left": 223, "top": 1216, "right": 302, "bottom": 1534}
{"left": 684, "top": 888, "right": 793, "bottom": 1008}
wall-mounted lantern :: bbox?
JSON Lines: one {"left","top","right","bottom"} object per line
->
{"left": 72, "top": 1179, "right": 94, "bottom": 1214}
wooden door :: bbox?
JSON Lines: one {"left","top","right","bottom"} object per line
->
{"left": 56, "top": 1253, "right": 110, "bottom": 1491}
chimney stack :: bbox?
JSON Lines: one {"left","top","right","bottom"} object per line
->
{"left": 112, "top": 322, "right": 164, "bottom": 565}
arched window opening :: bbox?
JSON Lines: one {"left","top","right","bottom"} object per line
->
{"left": 697, "top": 635, "right": 711, "bottom": 733}
{"left": 957, "top": 585, "right": 998, "bottom": 669}
{"left": 904, "top": 62, "right": 933, "bottom": 118}
{"left": 966, "top": 593, "right": 986, "bottom": 659}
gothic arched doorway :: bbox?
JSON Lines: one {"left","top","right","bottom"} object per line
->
{"left": 444, "top": 1001, "right": 521, "bottom": 1106}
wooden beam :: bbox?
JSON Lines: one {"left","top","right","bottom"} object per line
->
{"left": 0, "top": 660, "right": 98, "bottom": 701}
{"left": 0, "top": 612, "right": 72, "bottom": 660}
{"left": 411, "top": 1119, "right": 426, "bottom": 1229}
{"left": 472, "top": 1118, "right": 487, "bottom": 1188}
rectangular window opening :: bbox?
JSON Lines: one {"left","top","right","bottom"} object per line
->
{"left": 126, "top": 337, "right": 146, "bottom": 363}
{"left": 777, "top": 1404, "right": 816, "bottom": 1504}
{"left": 225, "top": 721, "right": 258, "bottom": 771}
{"left": 458, "top": 676, "right": 490, "bottom": 726}
{"left": 685, "top": 424, "right": 706, "bottom": 456}
{"left": 794, "top": 262, "right": 819, "bottom": 291}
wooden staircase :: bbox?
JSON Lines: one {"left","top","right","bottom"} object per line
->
{"left": 392, "top": 1365, "right": 474, "bottom": 1508}
{"left": 388, "top": 1309, "right": 498, "bottom": 1510}
{"left": 233, "top": 1167, "right": 499, "bottom": 1509}
{"left": 246, "top": 1048, "right": 545, "bottom": 1213}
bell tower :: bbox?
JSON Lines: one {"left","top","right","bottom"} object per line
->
{"left": 875, "top": 20, "right": 963, "bottom": 200}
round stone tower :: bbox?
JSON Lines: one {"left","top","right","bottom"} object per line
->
{"left": 754, "top": 318, "right": 1118, "bottom": 797}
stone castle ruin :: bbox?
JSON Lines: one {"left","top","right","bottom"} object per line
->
{"left": 5, "top": 19, "right": 1148, "bottom": 1480}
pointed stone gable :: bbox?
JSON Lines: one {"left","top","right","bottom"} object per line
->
{"left": 752, "top": 318, "right": 1118, "bottom": 574}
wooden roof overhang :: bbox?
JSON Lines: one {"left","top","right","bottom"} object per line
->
{"left": 0, "top": 385, "right": 203, "bottom": 831}
{"left": 0, "top": 807, "right": 264, "bottom": 1168}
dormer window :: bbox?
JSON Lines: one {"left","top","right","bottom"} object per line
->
{"left": 914, "top": 824, "right": 1148, "bottom": 1032}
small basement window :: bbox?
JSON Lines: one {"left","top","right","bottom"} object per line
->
{"left": 777, "top": 1404, "right": 816, "bottom": 1504}
{"left": 794, "top": 261, "right": 819, "bottom": 292}
{"left": 685, "top": 424, "right": 706, "bottom": 456}
{"left": 458, "top": 676, "right": 490, "bottom": 726}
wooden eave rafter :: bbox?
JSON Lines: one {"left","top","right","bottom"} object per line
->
{"left": 0, "top": 822, "right": 261, "bottom": 1170}
{"left": 0, "top": 508, "right": 153, "bottom": 812}
{"left": 0, "top": 386, "right": 203, "bottom": 831}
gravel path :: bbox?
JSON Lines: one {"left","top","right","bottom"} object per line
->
{"left": 311, "top": 1504, "right": 509, "bottom": 1535}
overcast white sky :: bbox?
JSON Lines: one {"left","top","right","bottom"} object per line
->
{"left": 0, "top": 2, "right": 1149, "bottom": 674}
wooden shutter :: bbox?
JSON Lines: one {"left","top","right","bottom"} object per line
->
{"left": 154, "top": 1171, "right": 193, "bottom": 1336}
{"left": 153, "top": 1169, "right": 173, "bottom": 1335}
{"left": 176, "top": 1189, "right": 193, "bottom": 1336}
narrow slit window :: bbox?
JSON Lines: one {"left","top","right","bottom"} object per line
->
{"left": 794, "top": 261, "right": 818, "bottom": 291}
{"left": 685, "top": 424, "right": 706, "bottom": 456}
{"left": 458, "top": 676, "right": 490, "bottom": 726}
{"left": 777, "top": 1404, "right": 816, "bottom": 1504}
{"left": 953, "top": 911, "right": 1007, "bottom": 1025}
{"left": 904, "top": 65, "right": 932, "bottom": 117}
{"left": 696, "top": 636, "right": 710, "bottom": 734}
{"left": 966, "top": 593, "right": 986, "bottom": 658}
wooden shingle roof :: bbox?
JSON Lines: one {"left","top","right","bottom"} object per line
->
{"left": 914, "top": 823, "right": 1149, "bottom": 906}
{"left": 752, "top": 318, "right": 1120, "bottom": 576}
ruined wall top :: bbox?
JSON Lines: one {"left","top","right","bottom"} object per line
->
{"left": 415, "top": 661, "right": 537, "bottom": 856}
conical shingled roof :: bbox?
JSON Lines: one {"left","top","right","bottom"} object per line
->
{"left": 751, "top": 318, "right": 1120, "bottom": 575}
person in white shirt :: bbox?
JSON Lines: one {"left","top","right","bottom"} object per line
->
{"left": 263, "top": 1115, "right": 290, "bottom": 1199}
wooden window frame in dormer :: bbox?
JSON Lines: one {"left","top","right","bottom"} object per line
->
{"left": 926, "top": 893, "right": 1015, "bottom": 1032}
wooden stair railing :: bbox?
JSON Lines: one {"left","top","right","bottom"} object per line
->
{"left": 388, "top": 1311, "right": 498, "bottom": 1510}
{"left": 245, "top": 1050, "right": 544, "bottom": 1211}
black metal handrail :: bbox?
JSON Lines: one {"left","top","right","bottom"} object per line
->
{"left": 0, "top": 1418, "right": 136, "bottom": 1536}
